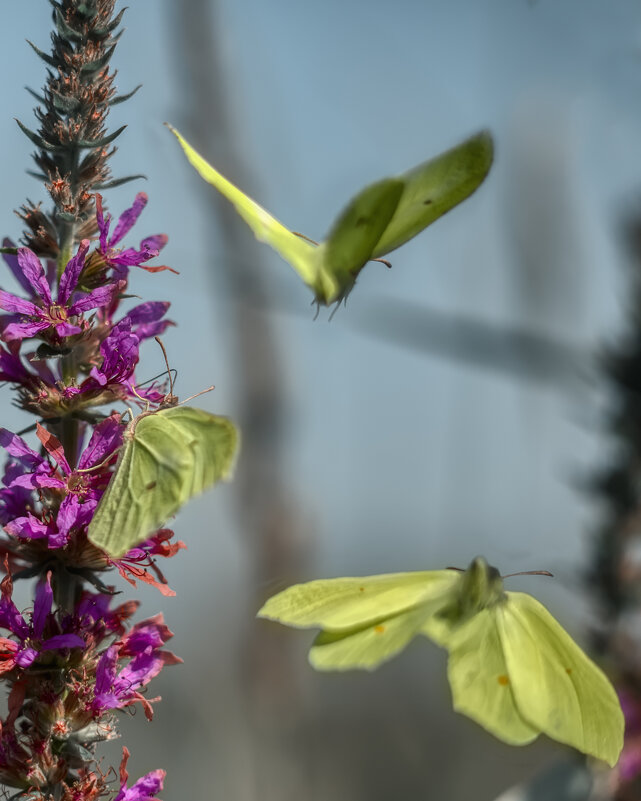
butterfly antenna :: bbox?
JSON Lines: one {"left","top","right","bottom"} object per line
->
{"left": 293, "top": 231, "right": 319, "bottom": 246}
{"left": 154, "top": 337, "right": 175, "bottom": 398}
{"left": 138, "top": 368, "right": 177, "bottom": 389}
{"left": 179, "top": 386, "right": 215, "bottom": 405}
{"left": 130, "top": 384, "right": 150, "bottom": 408}
{"left": 502, "top": 570, "right": 554, "bottom": 579}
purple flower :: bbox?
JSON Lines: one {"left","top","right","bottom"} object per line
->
{"left": 80, "top": 302, "right": 171, "bottom": 404}
{"left": 91, "top": 615, "right": 180, "bottom": 718}
{"left": 0, "top": 242, "right": 118, "bottom": 343}
{"left": 0, "top": 418, "right": 121, "bottom": 495}
{"left": 0, "top": 462, "right": 32, "bottom": 525}
{"left": 0, "top": 572, "right": 83, "bottom": 670}
{"left": 96, "top": 193, "right": 175, "bottom": 276}
{"left": 0, "top": 418, "right": 123, "bottom": 549}
{"left": 115, "top": 748, "right": 165, "bottom": 801}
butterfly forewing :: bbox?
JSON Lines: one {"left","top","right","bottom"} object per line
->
{"left": 169, "top": 127, "right": 318, "bottom": 287}
{"left": 258, "top": 570, "right": 458, "bottom": 632}
{"left": 497, "top": 592, "right": 624, "bottom": 767}
{"left": 371, "top": 130, "right": 493, "bottom": 258}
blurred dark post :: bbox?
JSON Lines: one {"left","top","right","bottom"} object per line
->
{"left": 170, "top": 1, "right": 310, "bottom": 797}
{"left": 588, "top": 207, "right": 641, "bottom": 801}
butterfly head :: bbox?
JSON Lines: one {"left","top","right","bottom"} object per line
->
{"left": 452, "top": 557, "right": 505, "bottom": 620}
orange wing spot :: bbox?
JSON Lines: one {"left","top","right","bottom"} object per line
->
{"left": 566, "top": 667, "right": 572, "bottom": 675}
{"left": 374, "top": 625, "right": 386, "bottom": 634}
{"left": 359, "top": 587, "right": 365, "bottom": 592}
{"left": 497, "top": 675, "right": 510, "bottom": 686}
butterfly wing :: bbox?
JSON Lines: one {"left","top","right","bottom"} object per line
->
{"left": 442, "top": 608, "right": 540, "bottom": 745}
{"left": 371, "top": 130, "right": 493, "bottom": 258}
{"left": 316, "top": 178, "right": 403, "bottom": 303}
{"left": 161, "top": 407, "right": 239, "bottom": 497}
{"left": 168, "top": 126, "right": 319, "bottom": 286}
{"left": 309, "top": 605, "right": 437, "bottom": 671}
{"left": 258, "top": 570, "right": 458, "bottom": 631}
{"left": 497, "top": 591, "right": 623, "bottom": 766}
{"left": 88, "top": 407, "right": 238, "bottom": 557}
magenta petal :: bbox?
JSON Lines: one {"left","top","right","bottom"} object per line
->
{"left": 115, "top": 647, "right": 164, "bottom": 693}
{"left": 11, "top": 474, "right": 62, "bottom": 490}
{"left": 58, "top": 240, "right": 90, "bottom": 304}
{"left": 125, "top": 302, "right": 170, "bottom": 325}
{"left": 3, "top": 239, "right": 35, "bottom": 296}
{"left": 95, "top": 645, "right": 119, "bottom": 694}
{"left": 0, "top": 291, "right": 39, "bottom": 316}
{"left": 32, "top": 573, "right": 53, "bottom": 638}
{"left": 3, "top": 320, "right": 49, "bottom": 341}
{"left": 89, "top": 365, "right": 108, "bottom": 386}
{"left": 15, "top": 646, "right": 38, "bottom": 668}
{"left": 41, "top": 633, "right": 84, "bottom": 651}
{"left": 109, "top": 248, "right": 152, "bottom": 267}
{"left": 0, "top": 595, "right": 29, "bottom": 640}
{"left": 95, "top": 195, "right": 108, "bottom": 246}
{"left": 56, "top": 495, "right": 94, "bottom": 536}
{"left": 17, "top": 249, "right": 52, "bottom": 304}
{"left": 70, "top": 283, "right": 117, "bottom": 314}
{"left": 77, "top": 416, "right": 123, "bottom": 470}
{"left": 111, "top": 193, "right": 148, "bottom": 246}
{"left": 140, "top": 234, "right": 168, "bottom": 253}
{"left": 54, "top": 322, "right": 82, "bottom": 338}
{"left": 114, "top": 770, "right": 166, "bottom": 801}
{"left": 5, "top": 513, "right": 52, "bottom": 540}
{"left": 0, "top": 429, "right": 42, "bottom": 466}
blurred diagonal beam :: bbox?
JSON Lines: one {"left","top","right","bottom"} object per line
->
{"left": 346, "top": 297, "right": 589, "bottom": 387}
{"left": 171, "top": 1, "right": 308, "bottom": 798}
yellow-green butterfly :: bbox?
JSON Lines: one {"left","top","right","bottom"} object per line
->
{"left": 87, "top": 391, "right": 239, "bottom": 559}
{"left": 258, "top": 557, "right": 623, "bottom": 766}
{"left": 168, "top": 125, "right": 493, "bottom": 306}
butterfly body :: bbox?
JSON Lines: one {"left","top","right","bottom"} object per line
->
{"left": 88, "top": 404, "right": 239, "bottom": 558}
{"left": 258, "top": 558, "right": 624, "bottom": 766}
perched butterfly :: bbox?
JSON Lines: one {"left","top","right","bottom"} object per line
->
{"left": 88, "top": 379, "right": 239, "bottom": 558}
{"left": 258, "top": 557, "right": 624, "bottom": 766}
{"left": 168, "top": 125, "right": 493, "bottom": 306}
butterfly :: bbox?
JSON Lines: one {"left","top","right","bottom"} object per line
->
{"left": 168, "top": 125, "right": 493, "bottom": 306}
{"left": 258, "top": 557, "right": 624, "bottom": 766}
{"left": 87, "top": 390, "right": 239, "bottom": 558}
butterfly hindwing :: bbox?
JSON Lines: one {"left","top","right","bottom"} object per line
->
{"left": 445, "top": 608, "right": 539, "bottom": 745}
{"left": 318, "top": 178, "right": 404, "bottom": 303}
{"left": 498, "top": 591, "right": 624, "bottom": 767}
{"left": 88, "top": 406, "right": 238, "bottom": 558}
{"left": 309, "top": 606, "right": 434, "bottom": 671}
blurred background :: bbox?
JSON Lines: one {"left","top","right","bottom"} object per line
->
{"left": 2, "top": 1, "right": 641, "bottom": 799}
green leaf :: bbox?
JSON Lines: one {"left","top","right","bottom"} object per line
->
{"left": 168, "top": 125, "right": 494, "bottom": 307}
{"left": 88, "top": 406, "right": 239, "bottom": 558}
{"left": 258, "top": 558, "right": 623, "bottom": 766}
